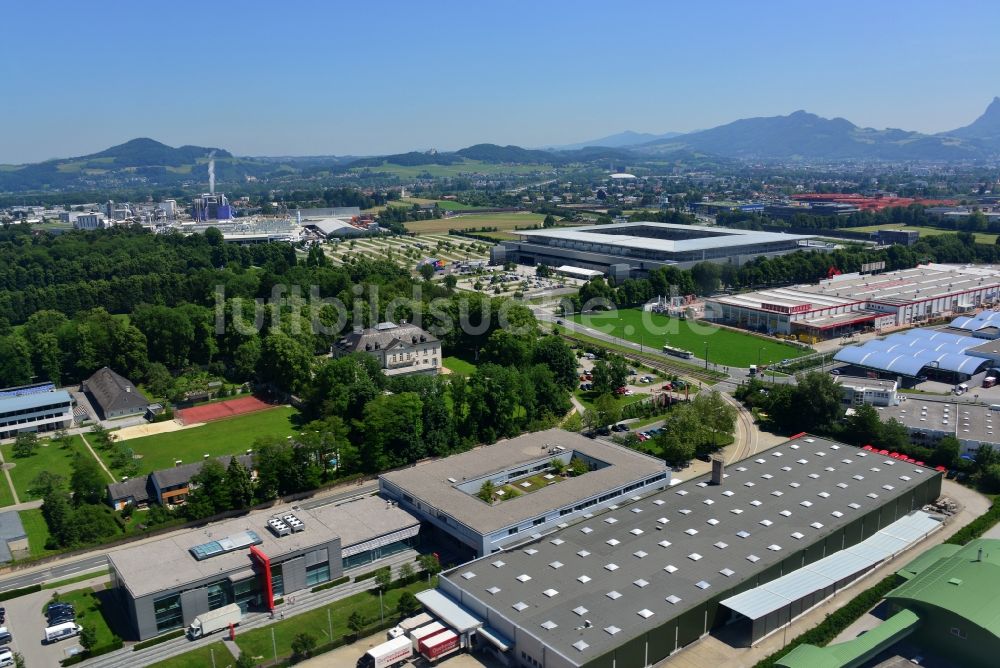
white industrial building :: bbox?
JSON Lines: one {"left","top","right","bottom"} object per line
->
{"left": 836, "top": 377, "right": 900, "bottom": 407}
{"left": 707, "top": 264, "right": 1000, "bottom": 339}
{"left": 876, "top": 402, "right": 999, "bottom": 456}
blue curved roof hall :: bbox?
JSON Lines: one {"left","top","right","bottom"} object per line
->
{"left": 834, "top": 329, "right": 990, "bottom": 377}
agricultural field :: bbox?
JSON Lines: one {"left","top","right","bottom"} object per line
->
{"left": 104, "top": 406, "right": 299, "bottom": 475}
{"left": 569, "top": 308, "right": 809, "bottom": 368}
{"left": 405, "top": 211, "right": 547, "bottom": 235}
{"left": 323, "top": 233, "right": 492, "bottom": 271}
{"left": 396, "top": 197, "right": 480, "bottom": 211}
{"left": 847, "top": 223, "right": 997, "bottom": 245}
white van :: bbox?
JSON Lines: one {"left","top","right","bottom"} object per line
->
{"left": 44, "top": 622, "right": 82, "bottom": 644}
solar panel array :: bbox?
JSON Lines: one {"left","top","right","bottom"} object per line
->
{"left": 189, "top": 530, "right": 263, "bottom": 561}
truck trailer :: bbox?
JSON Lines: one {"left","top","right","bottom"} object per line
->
{"left": 388, "top": 612, "right": 434, "bottom": 639}
{"left": 187, "top": 604, "right": 242, "bottom": 640}
{"left": 419, "top": 629, "right": 460, "bottom": 662}
{"left": 408, "top": 621, "right": 445, "bottom": 649}
{"left": 357, "top": 635, "right": 413, "bottom": 668}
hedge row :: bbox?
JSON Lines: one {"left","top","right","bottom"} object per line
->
{"left": 752, "top": 573, "right": 899, "bottom": 668}
{"left": 0, "top": 583, "right": 41, "bottom": 601}
{"left": 353, "top": 566, "right": 390, "bottom": 583}
{"left": 945, "top": 499, "right": 1000, "bottom": 546}
{"left": 61, "top": 638, "right": 124, "bottom": 666}
{"left": 264, "top": 617, "right": 399, "bottom": 668}
{"left": 133, "top": 629, "right": 184, "bottom": 651}
{"left": 311, "top": 576, "right": 350, "bottom": 593}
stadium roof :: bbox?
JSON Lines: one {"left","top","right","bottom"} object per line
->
{"left": 516, "top": 222, "right": 815, "bottom": 254}
{"left": 888, "top": 539, "right": 1000, "bottom": 638}
{"left": 439, "top": 435, "right": 939, "bottom": 665}
{"left": 834, "top": 329, "right": 990, "bottom": 377}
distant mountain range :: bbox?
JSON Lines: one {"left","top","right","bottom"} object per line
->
{"left": 3, "top": 100, "right": 1000, "bottom": 193}
{"left": 543, "top": 130, "right": 685, "bottom": 151}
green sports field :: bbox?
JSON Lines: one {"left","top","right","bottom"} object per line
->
{"left": 109, "top": 406, "right": 299, "bottom": 474}
{"left": 847, "top": 223, "right": 997, "bottom": 245}
{"left": 405, "top": 212, "right": 548, "bottom": 235}
{"left": 569, "top": 308, "right": 809, "bottom": 368}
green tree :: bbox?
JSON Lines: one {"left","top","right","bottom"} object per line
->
{"left": 70, "top": 453, "right": 107, "bottom": 505}
{"left": 398, "top": 561, "right": 415, "bottom": 583}
{"left": 932, "top": 435, "right": 961, "bottom": 469}
{"left": 0, "top": 335, "right": 32, "bottom": 387}
{"left": 79, "top": 624, "right": 97, "bottom": 653}
{"left": 396, "top": 591, "right": 420, "bottom": 617}
{"left": 41, "top": 490, "right": 74, "bottom": 547}
{"left": 656, "top": 431, "right": 696, "bottom": 466}
{"left": 359, "top": 392, "right": 425, "bottom": 471}
{"left": 592, "top": 393, "right": 622, "bottom": 428}
{"left": 347, "top": 611, "right": 366, "bottom": 637}
{"left": 562, "top": 412, "right": 583, "bottom": 432}
{"left": 418, "top": 263, "right": 435, "bottom": 281}
{"left": 374, "top": 567, "right": 392, "bottom": 592}
{"left": 443, "top": 274, "right": 458, "bottom": 290}
{"left": 144, "top": 362, "right": 174, "bottom": 399}
{"left": 532, "top": 336, "right": 578, "bottom": 390}
{"left": 29, "top": 471, "right": 65, "bottom": 498}
{"left": 226, "top": 457, "right": 255, "bottom": 509}
{"left": 234, "top": 654, "right": 255, "bottom": 668}
{"left": 543, "top": 214, "right": 556, "bottom": 228}
{"left": 418, "top": 553, "right": 442, "bottom": 577}
{"left": 843, "top": 403, "right": 882, "bottom": 446}
{"left": 291, "top": 632, "right": 317, "bottom": 660}
{"left": 591, "top": 355, "right": 629, "bottom": 394}
{"left": 690, "top": 391, "right": 737, "bottom": 447}
{"left": 12, "top": 432, "right": 38, "bottom": 458}
{"left": 185, "top": 459, "right": 229, "bottom": 519}
{"left": 477, "top": 480, "right": 496, "bottom": 503}
{"left": 549, "top": 458, "right": 567, "bottom": 475}
{"left": 568, "top": 457, "right": 589, "bottom": 476}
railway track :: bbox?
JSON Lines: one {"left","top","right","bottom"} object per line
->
{"left": 558, "top": 332, "right": 727, "bottom": 385}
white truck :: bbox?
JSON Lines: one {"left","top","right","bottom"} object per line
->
{"left": 357, "top": 635, "right": 413, "bottom": 668}
{"left": 187, "top": 603, "right": 242, "bottom": 640}
{"left": 387, "top": 612, "right": 433, "bottom": 640}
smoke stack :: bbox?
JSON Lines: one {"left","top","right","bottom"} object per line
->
{"left": 208, "top": 151, "right": 216, "bottom": 194}
{"left": 710, "top": 457, "right": 724, "bottom": 485}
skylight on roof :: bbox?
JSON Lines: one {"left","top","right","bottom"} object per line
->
{"left": 747, "top": 554, "right": 760, "bottom": 562}
{"left": 707, "top": 518, "right": 720, "bottom": 525}
{"left": 605, "top": 625, "right": 621, "bottom": 635}
{"left": 750, "top": 499, "right": 762, "bottom": 506}
{"left": 580, "top": 527, "right": 593, "bottom": 534}
{"left": 868, "top": 492, "right": 879, "bottom": 499}
{"left": 604, "top": 517, "right": 618, "bottom": 524}
{"left": 688, "top": 553, "right": 703, "bottom": 561}
{"left": 788, "top": 482, "right": 800, "bottom": 488}
{"left": 811, "top": 522, "right": 824, "bottom": 529}
{"left": 541, "top": 620, "right": 558, "bottom": 630}
{"left": 577, "top": 549, "right": 590, "bottom": 557}
{"left": 513, "top": 602, "right": 528, "bottom": 612}
{"left": 731, "top": 508, "right": 744, "bottom": 515}
{"left": 664, "top": 564, "right": 678, "bottom": 573}
{"left": 637, "top": 608, "right": 654, "bottom": 618}
{"left": 883, "top": 484, "right": 895, "bottom": 491}
{"left": 679, "top": 509, "right": 692, "bottom": 514}
{"left": 573, "top": 640, "right": 589, "bottom": 652}
{"left": 487, "top": 586, "right": 501, "bottom": 595}
{"left": 848, "top": 502, "right": 861, "bottom": 509}
{"left": 831, "top": 511, "right": 844, "bottom": 517}
{"left": 808, "top": 473, "right": 820, "bottom": 479}
{"left": 658, "top": 540, "right": 671, "bottom": 548}
{"left": 800, "top": 500, "right": 813, "bottom": 507}
{"left": 632, "top": 508, "right": 643, "bottom": 514}
{"left": 634, "top": 579, "right": 650, "bottom": 588}
{"left": 797, "top": 459, "right": 808, "bottom": 465}
{"left": 492, "top": 560, "right": 505, "bottom": 568}
{"left": 736, "top": 466, "right": 748, "bottom": 472}
{"left": 704, "top": 499, "right": 715, "bottom": 505}
{"left": 781, "top": 466, "right": 792, "bottom": 472}
{"left": 676, "top": 489, "right": 688, "bottom": 496}
{"left": 714, "top": 541, "right": 728, "bottom": 549}
{"left": 461, "top": 571, "right": 476, "bottom": 580}
{"left": 789, "top": 444, "right": 800, "bottom": 449}
{"left": 790, "top": 532, "right": 804, "bottom": 540}
{"left": 737, "top": 530, "right": 751, "bottom": 538}
{"left": 630, "top": 528, "right": 644, "bottom": 535}
{"left": 720, "top": 568, "right": 735, "bottom": 577}
{"left": 900, "top": 475, "right": 911, "bottom": 481}
{"left": 685, "top": 528, "right": 698, "bottom": 536}
{"left": 723, "top": 490, "right": 735, "bottom": 497}
{"left": 768, "top": 544, "right": 782, "bottom": 551}
{"left": 607, "top": 539, "right": 620, "bottom": 547}
{"left": 755, "top": 458, "right": 766, "bottom": 464}
{"left": 605, "top": 563, "right": 619, "bottom": 572}
{"left": 666, "top": 595, "right": 682, "bottom": 604}
{"left": 653, "top": 499, "right": 665, "bottom": 505}
{"left": 634, "top": 550, "right": 648, "bottom": 558}
{"left": 550, "top": 538, "right": 564, "bottom": 545}
{"left": 779, "top": 510, "right": 792, "bottom": 517}
{"left": 771, "top": 490, "right": 783, "bottom": 496}
{"left": 818, "top": 491, "right": 830, "bottom": 498}
{"left": 658, "top": 517, "right": 669, "bottom": 524}
{"left": 578, "top": 575, "right": 591, "bottom": 583}
{"left": 761, "top": 474, "right": 773, "bottom": 480}
{"left": 543, "top": 588, "right": 558, "bottom": 598}
{"left": 549, "top": 561, "right": 563, "bottom": 569}
{"left": 837, "top": 482, "right": 849, "bottom": 488}
{"left": 745, "top": 482, "right": 756, "bottom": 487}
{"left": 573, "top": 606, "right": 588, "bottom": 616}
{"left": 524, "top": 548, "right": 538, "bottom": 555}
{"left": 695, "top": 580, "right": 711, "bottom": 589}
{"left": 607, "top": 590, "right": 622, "bottom": 600}
{"left": 516, "top": 574, "right": 531, "bottom": 583}
{"left": 760, "top": 519, "right": 773, "bottom": 527}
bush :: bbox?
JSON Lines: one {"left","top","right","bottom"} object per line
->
{"left": 133, "top": 629, "right": 184, "bottom": 651}
{"left": 946, "top": 499, "right": 1000, "bottom": 546}
{"left": 353, "top": 566, "right": 390, "bottom": 583}
{"left": 310, "top": 576, "right": 349, "bottom": 593}
{"left": 0, "top": 584, "right": 41, "bottom": 601}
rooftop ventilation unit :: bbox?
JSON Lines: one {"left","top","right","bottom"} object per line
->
{"left": 282, "top": 513, "right": 305, "bottom": 532}
{"left": 267, "top": 517, "right": 291, "bottom": 537}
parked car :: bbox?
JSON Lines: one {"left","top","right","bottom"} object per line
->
{"left": 0, "top": 629, "right": 11, "bottom": 645}
{"left": 829, "top": 369, "right": 841, "bottom": 375}
{"left": 596, "top": 426, "right": 610, "bottom": 436}
{"left": 0, "top": 647, "right": 12, "bottom": 668}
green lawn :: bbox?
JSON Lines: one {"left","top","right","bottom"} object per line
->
{"left": 574, "top": 389, "right": 651, "bottom": 412}
{"left": 405, "top": 212, "right": 548, "bottom": 235}
{"left": 235, "top": 577, "right": 436, "bottom": 662}
{"left": 147, "top": 643, "right": 231, "bottom": 668}
{"left": 443, "top": 356, "right": 477, "bottom": 376}
{"left": 353, "top": 159, "right": 547, "bottom": 179}
{"left": 107, "top": 407, "right": 299, "bottom": 475}
{"left": 0, "top": 471, "right": 14, "bottom": 509}
{"left": 19, "top": 508, "right": 58, "bottom": 558}
{"left": 2, "top": 435, "right": 89, "bottom": 502}
{"left": 569, "top": 308, "right": 809, "bottom": 368}
{"left": 44, "top": 585, "right": 119, "bottom": 648}
{"left": 846, "top": 223, "right": 997, "bottom": 245}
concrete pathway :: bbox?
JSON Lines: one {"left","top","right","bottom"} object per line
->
{"left": 79, "top": 433, "right": 116, "bottom": 483}
{"left": 0, "top": 446, "right": 20, "bottom": 505}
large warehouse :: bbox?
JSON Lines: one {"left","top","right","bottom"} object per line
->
{"left": 379, "top": 429, "right": 669, "bottom": 558}
{"left": 421, "top": 435, "right": 942, "bottom": 668}
{"left": 491, "top": 222, "right": 822, "bottom": 280}
{"left": 108, "top": 495, "right": 420, "bottom": 640}
{"left": 833, "top": 328, "right": 994, "bottom": 383}
{"left": 706, "top": 263, "right": 1000, "bottom": 339}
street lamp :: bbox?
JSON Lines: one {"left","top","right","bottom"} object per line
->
{"left": 704, "top": 341, "right": 709, "bottom": 370}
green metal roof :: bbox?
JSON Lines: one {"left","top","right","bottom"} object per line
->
{"left": 887, "top": 539, "right": 1000, "bottom": 638}
{"left": 776, "top": 609, "right": 920, "bottom": 668}
{"left": 896, "top": 543, "right": 963, "bottom": 581}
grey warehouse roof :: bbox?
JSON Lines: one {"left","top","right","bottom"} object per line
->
{"left": 109, "top": 494, "right": 418, "bottom": 598}
{"left": 516, "top": 222, "right": 815, "bottom": 253}
{"left": 440, "top": 435, "right": 940, "bottom": 665}
{"left": 380, "top": 429, "right": 667, "bottom": 535}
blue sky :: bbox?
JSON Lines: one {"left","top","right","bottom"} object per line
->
{"left": 3, "top": 0, "right": 999, "bottom": 163}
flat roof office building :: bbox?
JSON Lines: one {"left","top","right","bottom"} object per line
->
{"left": 707, "top": 264, "right": 1000, "bottom": 339}
{"left": 430, "top": 436, "right": 942, "bottom": 668}
{"left": 108, "top": 495, "right": 420, "bottom": 640}
{"left": 379, "top": 429, "right": 669, "bottom": 558}
{"left": 0, "top": 389, "right": 73, "bottom": 440}
{"left": 492, "top": 222, "right": 821, "bottom": 280}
